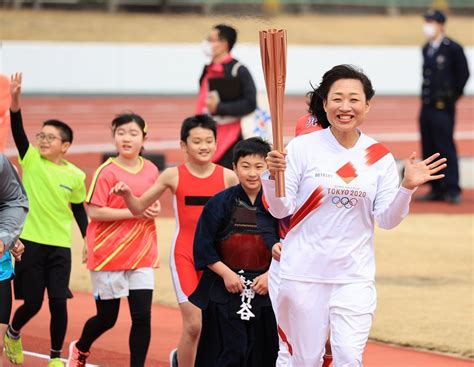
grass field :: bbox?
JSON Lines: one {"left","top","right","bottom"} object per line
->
{"left": 69, "top": 215, "right": 474, "bottom": 358}
{"left": 1, "top": 10, "right": 473, "bottom": 45}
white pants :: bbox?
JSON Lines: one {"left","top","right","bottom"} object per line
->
{"left": 268, "top": 258, "right": 291, "bottom": 367}
{"left": 277, "top": 279, "right": 376, "bottom": 367}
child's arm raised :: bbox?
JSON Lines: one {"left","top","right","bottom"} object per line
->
{"left": 111, "top": 167, "right": 176, "bottom": 215}
{"left": 10, "top": 73, "right": 22, "bottom": 113}
{"left": 9, "top": 73, "right": 29, "bottom": 159}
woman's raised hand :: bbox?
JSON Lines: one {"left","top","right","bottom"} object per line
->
{"left": 401, "top": 152, "right": 447, "bottom": 190}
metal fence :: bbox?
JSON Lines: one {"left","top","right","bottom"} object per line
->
{"left": 1, "top": 0, "right": 473, "bottom": 14}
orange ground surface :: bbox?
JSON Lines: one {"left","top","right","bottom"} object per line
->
{"left": 11, "top": 291, "right": 474, "bottom": 367}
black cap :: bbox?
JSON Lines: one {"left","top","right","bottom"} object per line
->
{"left": 424, "top": 9, "right": 446, "bottom": 24}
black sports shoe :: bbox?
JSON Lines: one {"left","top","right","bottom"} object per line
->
{"left": 445, "top": 193, "right": 461, "bottom": 205}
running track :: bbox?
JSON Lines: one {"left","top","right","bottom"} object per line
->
{"left": 12, "top": 292, "right": 474, "bottom": 367}
{"left": 4, "top": 95, "right": 474, "bottom": 214}
{"left": 3, "top": 96, "right": 474, "bottom": 366}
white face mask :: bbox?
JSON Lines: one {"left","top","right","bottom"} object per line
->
{"left": 201, "top": 40, "right": 213, "bottom": 60}
{"left": 422, "top": 23, "right": 436, "bottom": 39}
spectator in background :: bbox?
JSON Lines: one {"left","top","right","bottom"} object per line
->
{"left": 196, "top": 24, "right": 257, "bottom": 169}
{"left": 417, "top": 9, "right": 470, "bottom": 204}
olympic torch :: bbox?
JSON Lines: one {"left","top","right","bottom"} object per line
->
{"left": 259, "top": 29, "right": 287, "bottom": 197}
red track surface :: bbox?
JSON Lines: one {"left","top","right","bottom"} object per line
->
{"left": 3, "top": 96, "right": 473, "bottom": 366}
{"left": 11, "top": 292, "right": 474, "bottom": 367}
{"left": 5, "top": 95, "right": 474, "bottom": 163}
{"left": 5, "top": 95, "right": 474, "bottom": 214}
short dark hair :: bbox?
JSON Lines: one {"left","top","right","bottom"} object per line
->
{"left": 307, "top": 64, "right": 375, "bottom": 129}
{"left": 180, "top": 114, "right": 217, "bottom": 142}
{"left": 111, "top": 113, "right": 147, "bottom": 137}
{"left": 233, "top": 137, "right": 271, "bottom": 165}
{"left": 214, "top": 24, "right": 237, "bottom": 52}
{"left": 43, "top": 120, "right": 73, "bottom": 143}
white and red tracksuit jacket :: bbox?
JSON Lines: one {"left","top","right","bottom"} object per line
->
{"left": 261, "top": 127, "right": 415, "bottom": 284}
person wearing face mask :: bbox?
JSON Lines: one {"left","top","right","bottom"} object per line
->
{"left": 417, "top": 9, "right": 470, "bottom": 204}
{"left": 196, "top": 24, "right": 257, "bottom": 170}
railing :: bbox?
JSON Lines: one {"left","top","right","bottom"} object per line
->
{"left": 2, "top": 0, "right": 473, "bottom": 13}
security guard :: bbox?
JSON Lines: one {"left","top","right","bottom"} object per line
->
{"left": 418, "top": 9, "right": 470, "bottom": 204}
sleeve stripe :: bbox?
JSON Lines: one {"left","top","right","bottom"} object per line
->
{"left": 86, "top": 158, "right": 113, "bottom": 203}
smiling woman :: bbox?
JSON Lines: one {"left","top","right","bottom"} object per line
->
{"left": 261, "top": 64, "right": 448, "bottom": 366}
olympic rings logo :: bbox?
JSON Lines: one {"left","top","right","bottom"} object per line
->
{"left": 332, "top": 196, "right": 358, "bottom": 209}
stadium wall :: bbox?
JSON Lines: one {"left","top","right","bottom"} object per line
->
{"left": 1, "top": 41, "right": 473, "bottom": 95}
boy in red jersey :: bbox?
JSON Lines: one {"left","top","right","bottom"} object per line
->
{"left": 112, "top": 114, "right": 238, "bottom": 367}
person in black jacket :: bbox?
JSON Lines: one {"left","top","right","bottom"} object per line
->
{"left": 196, "top": 24, "right": 257, "bottom": 169}
{"left": 418, "top": 9, "right": 470, "bottom": 204}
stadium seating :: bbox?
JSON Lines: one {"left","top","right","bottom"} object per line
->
{"left": 3, "top": 0, "right": 473, "bottom": 13}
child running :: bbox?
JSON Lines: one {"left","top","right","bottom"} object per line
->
{"left": 190, "top": 137, "right": 279, "bottom": 367}
{"left": 0, "top": 153, "right": 28, "bottom": 367}
{"left": 111, "top": 114, "right": 238, "bottom": 367}
{"left": 67, "top": 113, "right": 160, "bottom": 367}
{"left": 4, "top": 73, "right": 88, "bottom": 367}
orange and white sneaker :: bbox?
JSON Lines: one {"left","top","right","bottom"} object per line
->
{"left": 66, "top": 341, "right": 90, "bottom": 367}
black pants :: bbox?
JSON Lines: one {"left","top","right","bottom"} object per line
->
{"left": 0, "top": 279, "right": 12, "bottom": 324}
{"left": 76, "top": 289, "right": 153, "bottom": 367}
{"left": 12, "top": 240, "right": 71, "bottom": 353}
{"left": 195, "top": 300, "right": 278, "bottom": 367}
{"left": 419, "top": 105, "right": 460, "bottom": 196}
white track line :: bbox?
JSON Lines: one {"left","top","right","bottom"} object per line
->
{"left": 23, "top": 350, "right": 99, "bottom": 366}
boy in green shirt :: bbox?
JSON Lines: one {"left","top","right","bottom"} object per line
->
{"left": 4, "top": 73, "right": 88, "bottom": 367}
